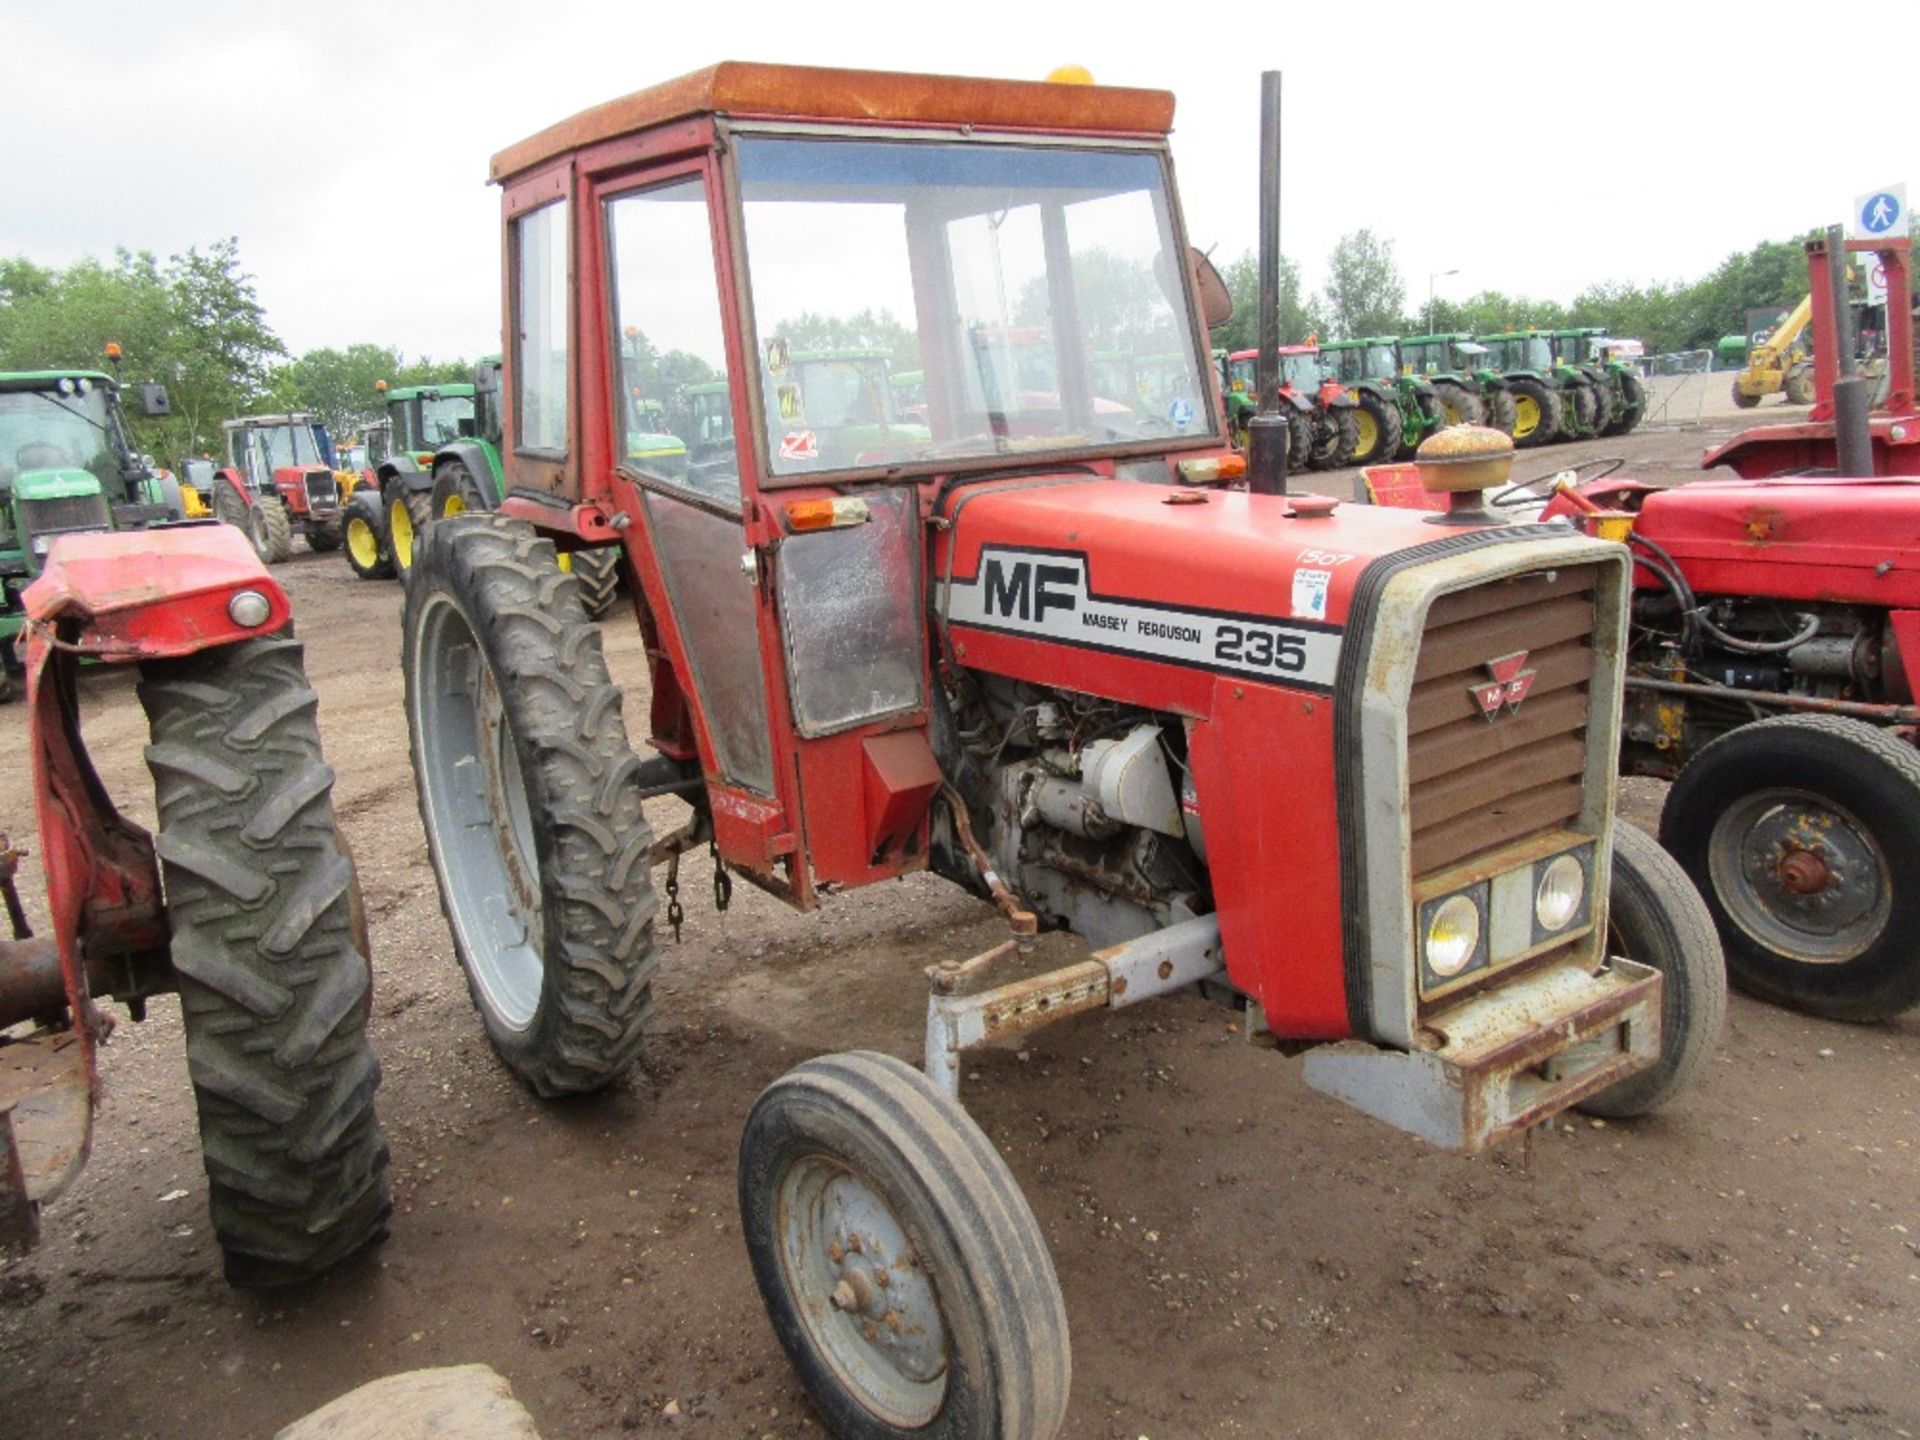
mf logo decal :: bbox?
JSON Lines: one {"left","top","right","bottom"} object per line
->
{"left": 948, "top": 547, "right": 1341, "bottom": 692}
{"left": 1471, "top": 650, "right": 1537, "bottom": 721}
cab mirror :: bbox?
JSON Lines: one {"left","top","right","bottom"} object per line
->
{"left": 140, "top": 383, "right": 172, "bottom": 416}
{"left": 474, "top": 365, "right": 500, "bottom": 395}
{"left": 1190, "top": 248, "right": 1233, "bottom": 330}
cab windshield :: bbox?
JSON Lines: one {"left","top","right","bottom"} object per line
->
{"left": 259, "top": 424, "right": 326, "bottom": 469}
{"left": 736, "top": 134, "right": 1212, "bottom": 476}
{"left": 419, "top": 394, "right": 475, "bottom": 446}
{"left": 0, "top": 384, "right": 125, "bottom": 487}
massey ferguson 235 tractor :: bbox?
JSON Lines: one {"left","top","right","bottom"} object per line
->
{"left": 1, "top": 522, "right": 389, "bottom": 1279}
{"left": 401, "top": 63, "right": 1721, "bottom": 1437}
{"left": 212, "top": 413, "right": 355, "bottom": 563}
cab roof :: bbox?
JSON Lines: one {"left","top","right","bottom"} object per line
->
{"left": 385, "top": 384, "right": 476, "bottom": 401}
{"left": 491, "top": 61, "right": 1177, "bottom": 184}
{"left": 223, "top": 414, "right": 320, "bottom": 429}
{"left": 0, "top": 369, "right": 116, "bottom": 391}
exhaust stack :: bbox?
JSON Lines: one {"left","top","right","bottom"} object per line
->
{"left": 1245, "top": 70, "right": 1290, "bottom": 497}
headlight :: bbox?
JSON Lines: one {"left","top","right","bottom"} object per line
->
{"left": 1424, "top": 894, "right": 1482, "bottom": 978}
{"left": 1534, "top": 853, "right": 1585, "bottom": 932}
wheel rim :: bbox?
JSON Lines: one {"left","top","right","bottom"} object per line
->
{"left": 777, "top": 1154, "right": 949, "bottom": 1428}
{"left": 1353, "top": 410, "right": 1379, "bottom": 457}
{"left": 1512, "top": 395, "right": 1540, "bottom": 438}
{"left": 246, "top": 505, "right": 271, "bottom": 552}
{"left": 412, "top": 592, "right": 546, "bottom": 1028}
{"left": 441, "top": 492, "right": 466, "bottom": 518}
{"left": 1706, "top": 788, "right": 1891, "bottom": 964}
{"left": 1438, "top": 399, "right": 1462, "bottom": 425}
{"left": 390, "top": 498, "right": 415, "bottom": 569}
{"left": 346, "top": 516, "right": 380, "bottom": 569}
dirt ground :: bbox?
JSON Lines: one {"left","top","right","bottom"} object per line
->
{"left": 3, "top": 411, "right": 1917, "bottom": 1440}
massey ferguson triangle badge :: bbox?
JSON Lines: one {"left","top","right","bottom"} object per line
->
{"left": 1470, "top": 650, "right": 1537, "bottom": 721}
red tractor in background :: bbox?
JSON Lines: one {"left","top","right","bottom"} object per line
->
{"left": 211, "top": 413, "right": 355, "bottom": 563}
{"left": 1, "top": 524, "right": 389, "bottom": 1279}
{"left": 1369, "top": 234, "right": 1920, "bottom": 1022}
{"left": 1226, "top": 344, "right": 1359, "bottom": 468}
{"left": 397, "top": 62, "right": 1723, "bottom": 1438}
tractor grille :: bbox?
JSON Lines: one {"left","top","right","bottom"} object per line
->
{"left": 1406, "top": 565, "right": 1599, "bottom": 876}
{"left": 303, "top": 469, "right": 340, "bottom": 504}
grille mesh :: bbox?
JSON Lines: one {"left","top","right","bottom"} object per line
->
{"left": 1407, "top": 566, "right": 1599, "bottom": 876}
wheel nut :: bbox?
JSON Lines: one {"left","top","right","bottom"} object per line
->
{"left": 874, "top": 1268, "right": 891, "bottom": 1288}
{"left": 831, "top": 1280, "right": 859, "bottom": 1312}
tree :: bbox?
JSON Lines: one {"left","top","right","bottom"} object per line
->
{"left": 1325, "top": 230, "right": 1407, "bottom": 338}
{"left": 1211, "top": 249, "right": 1324, "bottom": 351}
{"left": 763, "top": 309, "right": 920, "bottom": 373}
{"left": 269, "top": 344, "right": 471, "bottom": 442}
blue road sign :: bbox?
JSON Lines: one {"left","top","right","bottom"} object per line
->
{"left": 1861, "top": 192, "right": 1902, "bottom": 235}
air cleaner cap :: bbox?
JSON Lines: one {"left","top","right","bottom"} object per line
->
{"left": 1414, "top": 424, "right": 1515, "bottom": 495}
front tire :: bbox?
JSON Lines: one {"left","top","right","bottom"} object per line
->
{"left": 342, "top": 490, "right": 393, "bottom": 580}
{"left": 1311, "top": 407, "right": 1359, "bottom": 469}
{"left": 1480, "top": 384, "right": 1518, "bottom": 435}
{"left": 566, "top": 547, "right": 623, "bottom": 621}
{"left": 1348, "top": 390, "right": 1401, "bottom": 466}
{"left": 740, "top": 1052, "right": 1071, "bottom": 1440}
{"left": 1578, "top": 826, "right": 1726, "bottom": 1119}
{"left": 1612, "top": 371, "right": 1647, "bottom": 434}
{"left": 386, "top": 483, "right": 433, "bottom": 586}
{"left": 1429, "top": 378, "right": 1485, "bottom": 429}
{"left": 1730, "top": 378, "right": 1761, "bottom": 409}
{"left": 1660, "top": 715, "right": 1920, "bottom": 1020}
{"left": 305, "top": 518, "right": 343, "bottom": 553}
{"left": 431, "top": 459, "right": 494, "bottom": 519}
{"left": 402, "top": 516, "right": 659, "bottom": 1094}
{"left": 1784, "top": 361, "right": 1816, "bottom": 405}
{"left": 138, "top": 633, "right": 391, "bottom": 1285}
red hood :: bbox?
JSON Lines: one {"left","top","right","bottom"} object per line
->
{"left": 1637, "top": 475, "right": 1920, "bottom": 607}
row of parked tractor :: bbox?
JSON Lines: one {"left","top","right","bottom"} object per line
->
{"left": 1221, "top": 326, "right": 1648, "bottom": 472}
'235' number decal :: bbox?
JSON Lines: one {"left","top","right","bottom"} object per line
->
{"left": 1214, "top": 622, "right": 1309, "bottom": 673}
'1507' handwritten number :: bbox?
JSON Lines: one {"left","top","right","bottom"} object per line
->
{"left": 1215, "top": 623, "right": 1307, "bottom": 673}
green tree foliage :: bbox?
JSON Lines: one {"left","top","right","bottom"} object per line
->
{"left": 1211, "top": 249, "right": 1324, "bottom": 350}
{"left": 0, "top": 239, "right": 283, "bottom": 460}
{"left": 1325, "top": 230, "right": 1408, "bottom": 338}
{"left": 268, "top": 344, "right": 470, "bottom": 443}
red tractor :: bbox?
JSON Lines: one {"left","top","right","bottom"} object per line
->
{"left": 401, "top": 63, "right": 1721, "bottom": 1437}
{"left": 1363, "top": 234, "right": 1920, "bottom": 1022}
{"left": 1, "top": 524, "right": 389, "bottom": 1280}
{"left": 211, "top": 413, "right": 354, "bottom": 562}
{"left": 1226, "top": 344, "right": 1358, "bottom": 469}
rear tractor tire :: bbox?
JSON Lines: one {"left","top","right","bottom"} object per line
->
{"left": 1659, "top": 715, "right": 1920, "bottom": 1021}
{"left": 1480, "top": 384, "right": 1518, "bottom": 435}
{"left": 1311, "top": 407, "right": 1360, "bottom": 469}
{"left": 740, "top": 1051, "right": 1071, "bottom": 1440}
{"left": 1347, "top": 390, "right": 1402, "bottom": 467}
{"left": 1504, "top": 377, "right": 1561, "bottom": 448}
{"left": 1429, "top": 379, "right": 1485, "bottom": 429}
{"left": 1577, "top": 826, "right": 1726, "bottom": 1120}
{"left": 138, "top": 632, "right": 391, "bottom": 1285}
{"left": 563, "top": 546, "right": 624, "bottom": 621}
{"left": 342, "top": 490, "right": 394, "bottom": 581}
{"left": 386, "top": 484, "right": 434, "bottom": 587}
{"left": 402, "top": 515, "right": 658, "bottom": 1095}
{"left": 431, "top": 459, "right": 494, "bottom": 520}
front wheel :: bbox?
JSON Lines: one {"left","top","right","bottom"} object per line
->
{"left": 305, "top": 518, "right": 343, "bottom": 553}
{"left": 431, "top": 459, "right": 494, "bottom": 519}
{"left": 1784, "top": 361, "right": 1816, "bottom": 405}
{"left": 1311, "top": 407, "right": 1359, "bottom": 469}
{"left": 386, "top": 484, "right": 433, "bottom": 586}
{"left": 402, "top": 516, "right": 658, "bottom": 1094}
{"left": 1480, "top": 384, "right": 1518, "bottom": 435}
{"left": 249, "top": 496, "right": 293, "bottom": 563}
{"left": 740, "top": 1052, "right": 1071, "bottom": 1440}
{"left": 1730, "top": 378, "right": 1761, "bottom": 409}
{"left": 1613, "top": 370, "right": 1647, "bottom": 434}
{"left": 1505, "top": 377, "right": 1560, "bottom": 448}
{"left": 342, "top": 489, "right": 394, "bottom": 580}
{"left": 1347, "top": 391, "right": 1401, "bottom": 466}
{"left": 138, "top": 633, "right": 391, "bottom": 1284}
{"left": 1429, "top": 378, "right": 1485, "bottom": 429}
{"left": 1660, "top": 715, "right": 1920, "bottom": 1020}
{"left": 1578, "top": 826, "right": 1726, "bottom": 1119}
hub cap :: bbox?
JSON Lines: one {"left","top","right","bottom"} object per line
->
{"left": 346, "top": 516, "right": 379, "bottom": 568}
{"left": 1707, "top": 788, "right": 1890, "bottom": 963}
{"left": 1353, "top": 410, "right": 1379, "bottom": 456}
{"left": 1512, "top": 395, "right": 1540, "bottom": 438}
{"left": 390, "top": 498, "right": 415, "bottom": 568}
{"left": 777, "top": 1155, "right": 949, "bottom": 1427}
{"left": 412, "top": 593, "right": 545, "bottom": 1028}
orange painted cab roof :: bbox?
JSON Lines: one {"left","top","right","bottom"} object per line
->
{"left": 490, "top": 61, "right": 1176, "bottom": 183}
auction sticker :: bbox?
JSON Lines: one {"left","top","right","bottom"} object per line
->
{"left": 1291, "top": 568, "right": 1331, "bottom": 621}
{"left": 779, "top": 430, "right": 818, "bottom": 461}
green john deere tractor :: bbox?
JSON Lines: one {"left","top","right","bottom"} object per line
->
{"left": 1317, "top": 337, "right": 1451, "bottom": 463}
{"left": 1477, "top": 330, "right": 1603, "bottom": 447}
{"left": 1549, "top": 327, "right": 1648, "bottom": 436}
{"left": 1, "top": 366, "right": 181, "bottom": 699}
{"left": 361, "top": 378, "right": 477, "bottom": 584}
{"left": 412, "top": 356, "right": 638, "bottom": 617}
{"left": 1395, "top": 333, "right": 1515, "bottom": 435}
{"left": 769, "top": 347, "right": 932, "bottom": 469}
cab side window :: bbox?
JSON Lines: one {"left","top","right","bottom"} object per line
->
{"left": 513, "top": 198, "right": 570, "bottom": 455}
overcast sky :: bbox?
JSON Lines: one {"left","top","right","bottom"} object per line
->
{"left": 4, "top": 0, "right": 1910, "bottom": 361}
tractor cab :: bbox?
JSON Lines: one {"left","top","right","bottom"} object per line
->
{"left": 1481, "top": 331, "right": 1555, "bottom": 376}
{"left": 382, "top": 383, "right": 477, "bottom": 465}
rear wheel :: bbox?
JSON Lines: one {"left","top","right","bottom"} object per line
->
{"left": 1730, "top": 378, "right": 1761, "bottom": 409}
{"left": 1784, "top": 361, "right": 1816, "bottom": 405}
{"left": 1347, "top": 391, "right": 1401, "bottom": 466}
{"left": 1612, "top": 371, "right": 1647, "bottom": 434}
{"left": 1429, "top": 379, "right": 1485, "bottom": 429}
{"left": 1505, "top": 377, "right": 1560, "bottom": 448}
{"left": 305, "top": 519, "right": 342, "bottom": 553}
{"left": 1311, "top": 407, "right": 1359, "bottom": 469}
{"left": 564, "top": 547, "right": 623, "bottom": 621}
{"left": 342, "top": 490, "right": 393, "bottom": 581}
{"left": 1481, "top": 384, "right": 1518, "bottom": 435}
{"left": 1578, "top": 826, "right": 1726, "bottom": 1119}
{"left": 1285, "top": 405, "right": 1317, "bottom": 471}
{"left": 431, "top": 459, "right": 494, "bottom": 520}
{"left": 386, "top": 484, "right": 433, "bottom": 586}
{"left": 740, "top": 1052, "right": 1071, "bottom": 1440}
{"left": 1556, "top": 379, "right": 1599, "bottom": 440}
{"left": 1660, "top": 715, "right": 1920, "bottom": 1020}
{"left": 138, "top": 633, "right": 391, "bottom": 1285}
{"left": 402, "top": 515, "right": 658, "bottom": 1094}
{"left": 249, "top": 497, "right": 293, "bottom": 563}
{"left": 1584, "top": 370, "right": 1617, "bottom": 432}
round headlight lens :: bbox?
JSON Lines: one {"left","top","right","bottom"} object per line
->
{"left": 1535, "top": 853, "right": 1586, "bottom": 932}
{"left": 227, "top": 589, "right": 272, "bottom": 628}
{"left": 1425, "top": 894, "right": 1482, "bottom": 978}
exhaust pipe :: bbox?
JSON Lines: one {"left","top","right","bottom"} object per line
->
{"left": 1245, "top": 70, "right": 1290, "bottom": 497}
{"left": 1826, "top": 222, "right": 1874, "bottom": 476}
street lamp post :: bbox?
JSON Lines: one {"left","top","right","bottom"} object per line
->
{"left": 1427, "top": 268, "right": 1460, "bottom": 334}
